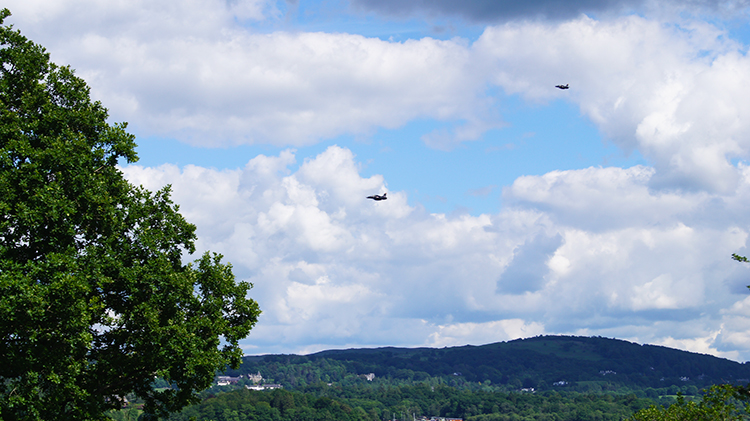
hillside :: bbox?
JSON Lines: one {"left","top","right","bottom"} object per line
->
{"left": 227, "top": 335, "right": 750, "bottom": 392}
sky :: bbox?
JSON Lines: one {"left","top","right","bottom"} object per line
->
{"left": 8, "top": 0, "right": 750, "bottom": 362}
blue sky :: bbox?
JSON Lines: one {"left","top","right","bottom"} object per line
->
{"left": 134, "top": 96, "right": 643, "bottom": 215}
{"left": 9, "top": 0, "right": 750, "bottom": 360}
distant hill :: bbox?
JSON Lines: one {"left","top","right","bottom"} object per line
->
{"left": 228, "top": 335, "right": 750, "bottom": 392}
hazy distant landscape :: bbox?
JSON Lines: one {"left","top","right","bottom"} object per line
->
{"left": 106, "top": 335, "right": 750, "bottom": 420}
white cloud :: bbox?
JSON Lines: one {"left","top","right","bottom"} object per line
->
{"left": 503, "top": 166, "right": 750, "bottom": 321}
{"left": 476, "top": 15, "right": 750, "bottom": 192}
{"left": 9, "top": 2, "right": 750, "bottom": 188}
{"left": 4, "top": 0, "right": 492, "bottom": 149}
{"left": 10, "top": 0, "right": 750, "bottom": 359}
{"left": 123, "top": 146, "right": 750, "bottom": 359}
{"left": 655, "top": 333, "right": 738, "bottom": 360}
{"left": 715, "top": 295, "right": 750, "bottom": 357}
{"left": 426, "top": 319, "right": 546, "bottom": 348}
{"left": 505, "top": 165, "right": 697, "bottom": 230}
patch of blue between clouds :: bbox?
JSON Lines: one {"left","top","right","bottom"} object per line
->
{"left": 129, "top": 94, "right": 647, "bottom": 216}
{"left": 725, "top": 20, "right": 750, "bottom": 50}
{"left": 698, "top": 12, "right": 750, "bottom": 47}
{"left": 352, "top": 95, "right": 647, "bottom": 216}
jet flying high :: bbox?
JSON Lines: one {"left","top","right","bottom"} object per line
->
{"left": 367, "top": 193, "right": 387, "bottom": 201}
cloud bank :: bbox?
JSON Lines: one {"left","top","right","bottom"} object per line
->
{"left": 123, "top": 146, "right": 750, "bottom": 359}
{"left": 6, "top": 0, "right": 750, "bottom": 360}
{"left": 7, "top": 1, "right": 750, "bottom": 192}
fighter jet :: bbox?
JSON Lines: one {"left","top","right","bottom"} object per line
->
{"left": 555, "top": 84, "right": 569, "bottom": 90}
{"left": 367, "top": 193, "right": 387, "bottom": 201}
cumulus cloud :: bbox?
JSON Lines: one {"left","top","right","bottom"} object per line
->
{"left": 7, "top": 1, "right": 750, "bottom": 187}
{"left": 427, "top": 319, "right": 546, "bottom": 348}
{"left": 503, "top": 165, "right": 750, "bottom": 319}
{"left": 9, "top": 0, "right": 750, "bottom": 359}
{"left": 4, "top": 0, "right": 494, "bottom": 149}
{"left": 476, "top": 15, "right": 750, "bottom": 192}
{"left": 504, "top": 166, "right": 698, "bottom": 230}
{"left": 123, "top": 146, "right": 750, "bottom": 359}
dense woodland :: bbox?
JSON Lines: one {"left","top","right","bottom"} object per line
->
{"left": 164, "top": 384, "right": 656, "bottom": 421}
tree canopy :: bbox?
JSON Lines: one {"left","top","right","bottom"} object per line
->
{"left": 0, "top": 9, "right": 260, "bottom": 420}
{"left": 630, "top": 384, "right": 750, "bottom": 420}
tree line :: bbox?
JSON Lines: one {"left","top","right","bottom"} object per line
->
{"left": 164, "top": 383, "right": 656, "bottom": 421}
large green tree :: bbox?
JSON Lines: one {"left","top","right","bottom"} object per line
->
{"left": 0, "top": 9, "right": 261, "bottom": 420}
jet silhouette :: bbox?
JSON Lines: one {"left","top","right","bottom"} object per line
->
{"left": 367, "top": 193, "right": 387, "bottom": 201}
{"left": 555, "top": 84, "right": 569, "bottom": 90}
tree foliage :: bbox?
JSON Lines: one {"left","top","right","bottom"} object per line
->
{"left": 630, "top": 384, "right": 750, "bottom": 420}
{"left": 164, "top": 384, "right": 653, "bottom": 421}
{"left": 0, "top": 9, "right": 260, "bottom": 420}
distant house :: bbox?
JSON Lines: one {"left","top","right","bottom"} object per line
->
{"left": 248, "top": 371, "right": 263, "bottom": 384}
{"left": 360, "top": 373, "right": 375, "bottom": 381}
{"left": 246, "top": 384, "right": 282, "bottom": 391}
{"left": 217, "top": 375, "right": 243, "bottom": 386}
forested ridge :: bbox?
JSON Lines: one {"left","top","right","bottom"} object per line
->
{"left": 227, "top": 336, "right": 750, "bottom": 392}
